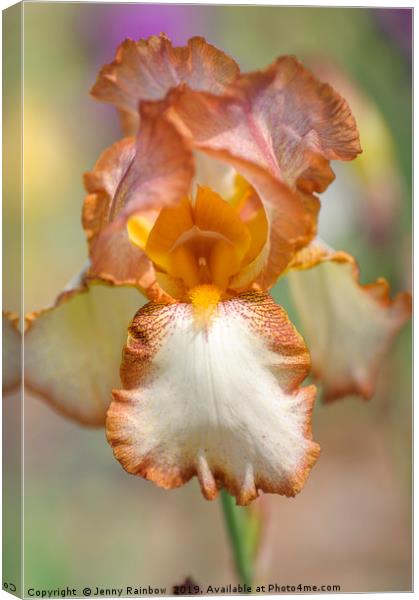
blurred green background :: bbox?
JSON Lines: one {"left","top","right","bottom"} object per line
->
{"left": 8, "top": 3, "right": 413, "bottom": 594}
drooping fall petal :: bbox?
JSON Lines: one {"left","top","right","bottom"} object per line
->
{"left": 107, "top": 291, "right": 320, "bottom": 505}
{"left": 285, "top": 243, "right": 411, "bottom": 402}
{"left": 3, "top": 312, "right": 21, "bottom": 393}
{"left": 25, "top": 274, "right": 145, "bottom": 426}
{"left": 91, "top": 34, "right": 240, "bottom": 135}
{"left": 82, "top": 101, "right": 194, "bottom": 298}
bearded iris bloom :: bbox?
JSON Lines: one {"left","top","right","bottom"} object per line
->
{"left": 25, "top": 35, "right": 411, "bottom": 505}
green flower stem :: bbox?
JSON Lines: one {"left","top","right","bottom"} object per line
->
{"left": 220, "top": 489, "right": 254, "bottom": 589}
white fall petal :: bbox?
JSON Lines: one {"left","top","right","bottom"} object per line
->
{"left": 107, "top": 291, "right": 320, "bottom": 505}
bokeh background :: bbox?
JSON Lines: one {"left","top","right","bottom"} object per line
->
{"left": 6, "top": 4, "right": 412, "bottom": 594}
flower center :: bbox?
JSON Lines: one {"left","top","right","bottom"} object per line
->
{"left": 127, "top": 182, "right": 268, "bottom": 301}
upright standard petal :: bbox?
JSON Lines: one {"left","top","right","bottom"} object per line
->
{"left": 286, "top": 244, "right": 411, "bottom": 402}
{"left": 169, "top": 56, "right": 361, "bottom": 189}
{"left": 3, "top": 312, "right": 21, "bottom": 393}
{"left": 107, "top": 291, "right": 320, "bottom": 505}
{"left": 25, "top": 275, "right": 145, "bottom": 426}
{"left": 167, "top": 56, "right": 360, "bottom": 285}
{"left": 83, "top": 137, "right": 155, "bottom": 292}
{"left": 91, "top": 34, "right": 240, "bottom": 135}
{"left": 83, "top": 101, "right": 194, "bottom": 298}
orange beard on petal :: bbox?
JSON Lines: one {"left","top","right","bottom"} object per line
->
{"left": 126, "top": 183, "right": 269, "bottom": 305}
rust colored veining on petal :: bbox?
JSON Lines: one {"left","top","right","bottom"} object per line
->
{"left": 119, "top": 301, "right": 178, "bottom": 390}
{"left": 107, "top": 292, "right": 320, "bottom": 505}
{"left": 225, "top": 291, "right": 311, "bottom": 391}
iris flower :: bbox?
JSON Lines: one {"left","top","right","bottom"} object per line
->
{"left": 25, "top": 35, "right": 411, "bottom": 505}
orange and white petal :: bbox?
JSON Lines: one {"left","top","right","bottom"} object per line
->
{"left": 24, "top": 274, "right": 146, "bottom": 426}
{"left": 91, "top": 34, "right": 240, "bottom": 135}
{"left": 286, "top": 244, "right": 411, "bottom": 402}
{"left": 107, "top": 291, "right": 320, "bottom": 505}
{"left": 3, "top": 312, "right": 21, "bottom": 393}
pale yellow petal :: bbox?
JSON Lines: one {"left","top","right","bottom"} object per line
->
{"left": 25, "top": 276, "right": 145, "bottom": 426}
{"left": 286, "top": 244, "right": 411, "bottom": 401}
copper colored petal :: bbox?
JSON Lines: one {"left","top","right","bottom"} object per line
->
{"left": 166, "top": 56, "right": 360, "bottom": 285}
{"left": 82, "top": 101, "right": 194, "bottom": 298}
{"left": 91, "top": 34, "right": 240, "bottom": 135}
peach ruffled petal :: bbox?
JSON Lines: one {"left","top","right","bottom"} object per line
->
{"left": 286, "top": 243, "right": 411, "bottom": 402}
{"left": 107, "top": 291, "right": 320, "bottom": 505}
{"left": 169, "top": 56, "right": 361, "bottom": 186}
{"left": 24, "top": 271, "right": 146, "bottom": 426}
{"left": 91, "top": 34, "right": 240, "bottom": 135}
{"left": 200, "top": 149, "right": 317, "bottom": 288}
{"left": 82, "top": 101, "right": 194, "bottom": 298}
{"left": 167, "top": 56, "right": 361, "bottom": 285}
